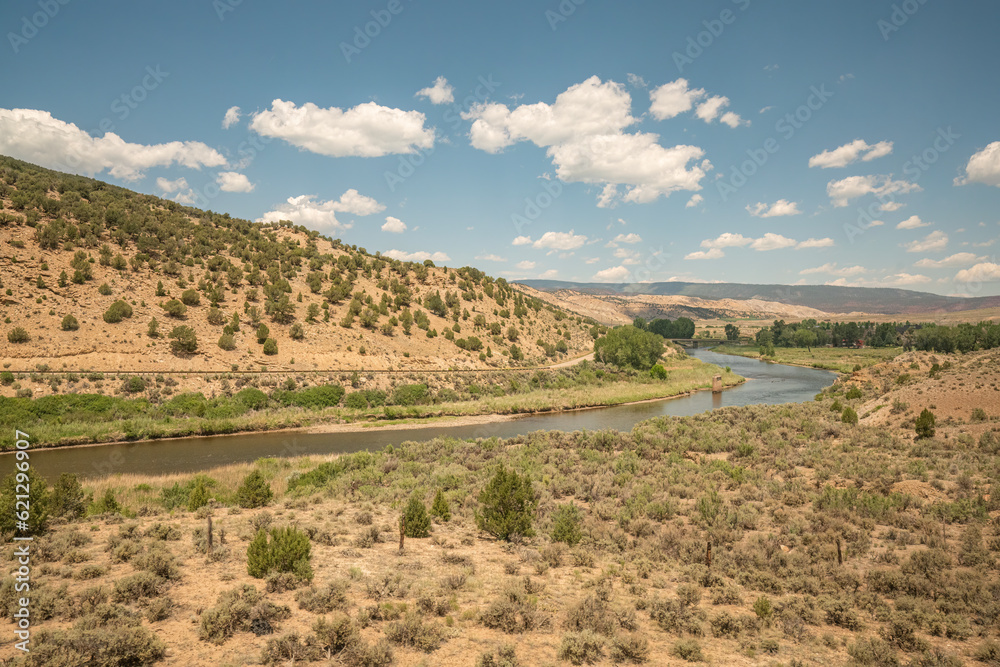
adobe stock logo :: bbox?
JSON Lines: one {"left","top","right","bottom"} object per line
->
{"left": 7, "top": 0, "right": 71, "bottom": 54}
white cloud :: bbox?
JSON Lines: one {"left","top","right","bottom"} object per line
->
{"left": 593, "top": 265, "right": 632, "bottom": 281}
{"left": 796, "top": 238, "right": 835, "bottom": 249}
{"left": 222, "top": 106, "right": 241, "bottom": 129}
{"left": 415, "top": 76, "right": 454, "bottom": 105}
{"left": 750, "top": 233, "right": 797, "bottom": 251}
{"left": 611, "top": 233, "right": 642, "bottom": 244}
{"left": 686, "top": 194, "right": 704, "bottom": 208}
{"left": 808, "top": 139, "right": 893, "bottom": 168}
{"left": 475, "top": 253, "right": 507, "bottom": 262}
{"left": 903, "top": 230, "right": 948, "bottom": 253}
{"left": 381, "top": 216, "right": 407, "bottom": 234}
{"left": 512, "top": 236, "right": 532, "bottom": 246}
{"left": 250, "top": 99, "right": 434, "bottom": 158}
{"left": 695, "top": 95, "right": 728, "bottom": 122}
{"left": 649, "top": 78, "right": 705, "bottom": 120}
{"left": 800, "top": 263, "right": 867, "bottom": 276}
{"left": 955, "top": 142, "right": 1000, "bottom": 187}
{"left": 538, "top": 269, "right": 559, "bottom": 279}
{"left": 532, "top": 230, "right": 587, "bottom": 251}
{"left": 684, "top": 248, "right": 724, "bottom": 260}
{"left": 584, "top": 257, "right": 600, "bottom": 264}
{"left": 626, "top": 73, "right": 648, "bottom": 88}
{"left": 0, "top": 108, "right": 226, "bottom": 180}
{"left": 515, "top": 260, "right": 537, "bottom": 270}
{"left": 216, "top": 171, "right": 255, "bottom": 193}
{"left": 746, "top": 199, "right": 801, "bottom": 218}
{"left": 955, "top": 262, "right": 1000, "bottom": 282}
{"left": 881, "top": 273, "right": 931, "bottom": 287}
{"left": 258, "top": 189, "right": 384, "bottom": 231}
{"left": 914, "top": 253, "right": 982, "bottom": 268}
{"left": 826, "top": 175, "right": 921, "bottom": 207}
{"left": 879, "top": 201, "right": 905, "bottom": 212}
{"left": 701, "top": 233, "right": 753, "bottom": 250}
{"left": 896, "top": 215, "right": 928, "bottom": 230}
{"left": 156, "top": 177, "right": 189, "bottom": 194}
{"left": 384, "top": 250, "right": 450, "bottom": 263}
{"left": 464, "top": 76, "right": 708, "bottom": 206}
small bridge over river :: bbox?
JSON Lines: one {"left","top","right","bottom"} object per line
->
{"left": 669, "top": 338, "right": 727, "bottom": 348}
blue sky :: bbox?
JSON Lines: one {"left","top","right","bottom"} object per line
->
{"left": 2, "top": 0, "right": 999, "bottom": 296}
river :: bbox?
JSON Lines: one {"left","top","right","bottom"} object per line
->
{"left": 23, "top": 349, "right": 836, "bottom": 480}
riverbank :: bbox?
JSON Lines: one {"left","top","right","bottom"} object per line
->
{"left": 2, "top": 358, "right": 744, "bottom": 450}
{"left": 709, "top": 343, "right": 903, "bottom": 373}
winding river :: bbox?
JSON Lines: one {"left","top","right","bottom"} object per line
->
{"left": 23, "top": 349, "right": 836, "bottom": 480}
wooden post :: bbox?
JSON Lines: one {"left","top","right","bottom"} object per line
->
{"left": 836, "top": 538, "right": 842, "bottom": 565}
{"left": 712, "top": 375, "right": 722, "bottom": 393}
{"left": 207, "top": 517, "right": 213, "bottom": 551}
{"left": 706, "top": 541, "right": 712, "bottom": 569}
{"left": 399, "top": 516, "right": 406, "bottom": 553}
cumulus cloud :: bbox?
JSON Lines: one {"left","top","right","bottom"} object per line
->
{"left": 592, "top": 265, "right": 633, "bottom": 281}
{"left": 383, "top": 250, "right": 450, "bottom": 263}
{"left": 700, "top": 233, "right": 752, "bottom": 250}
{"left": 684, "top": 248, "right": 725, "bottom": 260}
{"left": 808, "top": 139, "right": 893, "bottom": 168}
{"left": 880, "top": 201, "right": 905, "bottom": 212}
{"left": 156, "top": 177, "right": 189, "bottom": 194}
{"left": 258, "top": 189, "right": 384, "bottom": 231}
{"left": 463, "top": 77, "right": 708, "bottom": 206}
{"left": 880, "top": 273, "right": 931, "bottom": 287}
{"left": 955, "top": 262, "right": 1000, "bottom": 282}
{"left": 381, "top": 216, "right": 407, "bottom": 234}
{"left": 903, "top": 230, "right": 948, "bottom": 253}
{"left": 515, "top": 260, "right": 536, "bottom": 270}
{"left": 896, "top": 215, "right": 929, "bottom": 230}
{"left": 475, "top": 253, "right": 507, "bottom": 262}
{"left": 250, "top": 99, "right": 434, "bottom": 158}
{"left": 826, "top": 175, "right": 921, "bottom": 207}
{"left": 607, "top": 233, "right": 642, "bottom": 247}
{"left": 415, "top": 76, "right": 454, "bottom": 105}
{"left": 0, "top": 108, "right": 226, "bottom": 180}
{"left": 531, "top": 231, "right": 588, "bottom": 251}
{"left": 686, "top": 194, "right": 704, "bottom": 208}
{"left": 750, "top": 233, "right": 797, "bottom": 251}
{"left": 222, "top": 106, "right": 241, "bottom": 129}
{"left": 799, "top": 263, "right": 867, "bottom": 276}
{"left": 914, "top": 252, "right": 982, "bottom": 268}
{"left": 649, "top": 78, "right": 705, "bottom": 120}
{"left": 539, "top": 269, "right": 559, "bottom": 279}
{"left": 216, "top": 171, "right": 255, "bottom": 193}
{"left": 746, "top": 199, "right": 801, "bottom": 218}
{"left": 796, "top": 238, "right": 835, "bottom": 249}
{"left": 955, "top": 142, "right": 1000, "bottom": 187}
{"left": 512, "top": 236, "right": 532, "bottom": 246}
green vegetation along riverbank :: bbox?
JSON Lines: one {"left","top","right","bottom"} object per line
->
{"left": 710, "top": 344, "right": 903, "bottom": 373}
{"left": 0, "top": 357, "right": 743, "bottom": 450}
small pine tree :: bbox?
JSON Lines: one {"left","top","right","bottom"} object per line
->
{"left": 61, "top": 314, "right": 79, "bottom": 331}
{"left": 217, "top": 333, "right": 236, "bottom": 351}
{"left": 550, "top": 502, "right": 584, "bottom": 546}
{"left": 247, "top": 526, "right": 313, "bottom": 581}
{"left": 236, "top": 470, "right": 273, "bottom": 509}
{"left": 430, "top": 489, "right": 451, "bottom": 522}
{"left": 91, "top": 488, "right": 122, "bottom": 516}
{"left": 58, "top": 270, "right": 67, "bottom": 287}
{"left": 156, "top": 280, "right": 166, "bottom": 297}
{"left": 0, "top": 468, "right": 49, "bottom": 534}
{"left": 476, "top": 464, "right": 536, "bottom": 541}
{"left": 147, "top": 317, "right": 160, "bottom": 338}
{"left": 402, "top": 495, "right": 431, "bottom": 538}
{"left": 247, "top": 528, "right": 272, "bottom": 578}
{"left": 262, "top": 338, "right": 278, "bottom": 355}
{"left": 187, "top": 478, "right": 210, "bottom": 511}
{"left": 915, "top": 408, "right": 936, "bottom": 439}
{"left": 841, "top": 406, "right": 859, "bottom": 425}
{"left": 256, "top": 323, "right": 270, "bottom": 344}
{"left": 50, "top": 472, "right": 86, "bottom": 519}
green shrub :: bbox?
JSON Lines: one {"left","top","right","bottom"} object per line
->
{"left": 608, "top": 635, "right": 649, "bottom": 664}
{"left": 236, "top": 470, "right": 273, "bottom": 509}
{"left": 649, "top": 364, "right": 668, "bottom": 380}
{"left": 295, "top": 580, "right": 348, "bottom": 613}
{"left": 289, "top": 323, "right": 305, "bottom": 340}
{"left": 102, "top": 300, "right": 133, "bottom": 323}
{"left": 199, "top": 584, "right": 291, "bottom": 645}
{"left": 476, "top": 643, "right": 520, "bottom": 667}
{"left": 61, "top": 314, "right": 79, "bottom": 331}
{"left": 915, "top": 408, "right": 936, "bottom": 439}
{"left": 247, "top": 526, "right": 313, "bottom": 581}
{"left": 430, "top": 489, "right": 451, "bottom": 522}
{"left": 162, "top": 299, "right": 187, "bottom": 318}
{"left": 558, "top": 630, "right": 605, "bottom": 665}
{"left": 181, "top": 288, "right": 201, "bottom": 306}
{"left": 846, "top": 386, "right": 863, "bottom": 400}
{"left": 842, "top": 406, "right": 859, "bottom": 425}
{"left": 402, "top": 495, "right": 431, "bottom": 538}
{"left": 672, "top": 639, "right": 704, "bottom": 662}
{"left": 23, "top": 621, "right": 166, "bottom": 666}
{"left": 50, "top": 472, "right": 86, "bottom": 519}
{"left": 187, "top": 477, "right": 210, "bottom": 511}
{"left": 550, "top": 503, "right": 584, "bottom": 546}
{"left": 98, "top": 283, "right": 112, "bottom": 295}
{"left": 391, "top": 383, "right": 428, "bottom": 406}
{"left": 384, "top": 611, "right": 445, "bottom": 652}
{"left": 0, "top": 371, "right": 13, "bottom": 385}
{"left": 256, "top": 323, "right": 270, "bottom": 343}
{"left": 7, "top": 327, "right": 29, "bottom": 343}
{"left": 476, "top": 464, "right": 536, "bottom": 541}
{"left": 234, "top": 387, "right": 268, "bottom": 411}
{"left": 262, "top": 337, "right": 278, "bottom": 355}
{"left": 593, "top": 325, "right": 664, "bottom": 370}
{"left": 169, "top": 325, "right": 198, "bottom": 355}
{"left": 217, "top": 333, "right": 236, "bottom": 350}
{"left": 846, "top": 636, "right": 898, "bottom": 666}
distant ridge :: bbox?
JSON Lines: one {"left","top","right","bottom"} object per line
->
{"left": 517, "top": 280, "right": 1000, "bottom": 315}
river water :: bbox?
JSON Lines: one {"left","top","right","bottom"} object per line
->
{"left": 23, "top": 349, "right": 836, "bottom": 480}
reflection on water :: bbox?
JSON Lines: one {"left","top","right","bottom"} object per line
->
{"left": 20, "top": 349, "right": 836, "bottom": 479}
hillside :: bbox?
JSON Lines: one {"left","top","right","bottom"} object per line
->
{"left": 520, "top": 280, "right": 1000, "bottom": 315}
{"left": 0, "top": 157, "right": 595, "bottom": 397}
